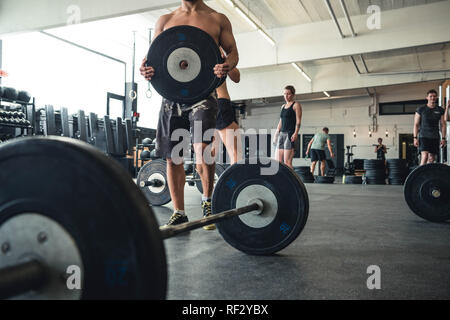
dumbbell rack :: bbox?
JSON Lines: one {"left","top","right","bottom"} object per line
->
{"left": 0, "top": 96, "right": 35, "bottom": 140}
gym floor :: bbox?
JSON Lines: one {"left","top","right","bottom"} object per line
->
{"left": 152, "top": 182, "right": 450, "bottom": 300}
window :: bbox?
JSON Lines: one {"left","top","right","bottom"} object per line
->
{"left": 379, "top": 100, "right": 427, "bottom": 115}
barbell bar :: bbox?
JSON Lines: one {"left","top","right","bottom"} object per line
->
{"left": 0, "top": 137, "right": 309, "bottom": 299}
{"left": 0, "top": 201, "right": 263, "bottom": 300}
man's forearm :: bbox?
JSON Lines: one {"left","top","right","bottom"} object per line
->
{"left": 441, "top": 120, "right": 447, "bottom": 140}
{"left": 413, "top": 124, "right": 419, "bottom": 138}
{"left": 225, "top": 51, "right": 239, "bottom": 70}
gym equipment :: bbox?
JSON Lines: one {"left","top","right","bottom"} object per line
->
{"left": 314, "top": 176, "right": 335, "bottom": 184}
{"left": 343, "top": 175, "right": 362, "bottom": 184}
{"left": 146, "top": 25, "right": 226, "bottom": 104}
{"left": 0, "top": 137, "right": 167, "bottom": 299}
{"left": 1, "top": 87, "right": 18, "bottom": 101}
{"left": 386, "top": 159, "right": 408, "bottom": 185}
{"left": 364, "top": 160, "right": 386, "bottom": 185}
{"left": 17, "top": 91, "right": 32, "bottom": 103}
{"left": 0, "top": 137, "right": 309, "bottom": 299}
{"left": 344, "top": 145, "right": 356, "bottom": 175}
{"left": 293, "top": 166, "right": 315, "bottom": 183}
{"left": 404, "top": 163, "right": 450, "bottom": 222}
{"left": 137, "top": 159, "right": 171, "bottom": 206}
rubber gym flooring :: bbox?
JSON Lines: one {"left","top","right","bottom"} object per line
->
{"left": 152, "top": 182, "right": 450, "bottom": 300}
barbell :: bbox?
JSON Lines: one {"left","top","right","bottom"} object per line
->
{"left": 403, "top": 163, "right": 450, "bottom": 223}
{"left": 0, "top": 136, "right": 309, "bottom": 299}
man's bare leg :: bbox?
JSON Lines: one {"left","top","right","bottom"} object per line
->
{"left": 311, "top": 161, "right": 317, "bottom": 175}
{"left": 166, "top": 159, "right": 186, "bottom": 211}
{"left": 320, "top": 160, "right": 326, "bottom": 176}
{"left": 428, "top": 153, "right": 436, "bottom": 164}
{"left": 420, "top": 151, "right": 429, "bottom": 166}
{"left": 194, "top": 142, "right": 215, "bottom": 198}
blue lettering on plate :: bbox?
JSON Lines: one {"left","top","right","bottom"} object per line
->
{"left": 180, "top": 89, "right": 189, "bottom": 96}
{"left": 225, "top": 179, "right": 237, "bottom": 190}
{"left": 280, "top": 223, "right": 291, "bottom": 235}
{"left": 177, "top": 33, "right": 187, "bottom": 41}
{"left": 105, "top": 261, "right": 129, "bottom": 287}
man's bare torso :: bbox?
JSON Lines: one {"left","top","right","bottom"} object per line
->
{"left": 157, "top": 6, "right": 223, "bottom": 44}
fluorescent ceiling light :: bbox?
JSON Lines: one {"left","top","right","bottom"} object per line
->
{"left": 323, "top": 91, "right": 331, "bottom": 97}
{"left": 227, "top": 0, "right": 275, "bottom": 46}
{"left": 291, "top": 63, "right": 312, "bottom": 82}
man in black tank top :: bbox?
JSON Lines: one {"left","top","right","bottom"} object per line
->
{"left": 413, "top": 89, "right": 446, "bottom": 165}
{"left": 273, "top": 85, "right": 303, "bottom": 169}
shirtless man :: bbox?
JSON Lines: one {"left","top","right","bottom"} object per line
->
{"left": 140, "top": 0, "right": 238, "bottom": 228}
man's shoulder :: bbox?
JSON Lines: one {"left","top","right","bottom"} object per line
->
{"left": 416, "top": 105, "right": 426, "bottom": 114}
{"left": 156, "top": 12, "right": 175, "bottom": 26}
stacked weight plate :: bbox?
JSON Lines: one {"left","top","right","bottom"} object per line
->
{"left": 386, "top": 159, "right": 408, "bottom": 185}
{"left": 293, "top": 166, "right": 315, "bottom": 183}
{"left": 314, "top": 175, "right": 335, "bottom": 184}
{"left": 364, "top": 160, "right": 386, "bottom": 185}
{"left": 344, "top": 175, "right": 363, "bottom": 184}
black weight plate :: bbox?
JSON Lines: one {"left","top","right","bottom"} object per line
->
{"left": 196, "top": 163, "right": 226, "bottom": 194}
{"left": 315, "top": 176, "right": 335, "bottom": 184}
{"left": 0, "top": 137, "right": 167, "bottom": 299}
{"left": 147, "top": 25, "right": 226, "bottom": 104}
{"left": 137, "top": 159, "right": 171, "bottom": 206}
{"left": 404, "top": 163, "right": 450, "bottom": 222}
{"left": 344, "top": 175, "right": 362, "bottom": 184}
{"left": 212, "top": 159, "right": 309, "bottom": 255}
{"left": 298, "top": 177, "right": 315, "bottom": 184}
{"left": 294, "top": 166, "right": 311, "bottom": 173}
{"left": 2, "top": 87, "right": 18, "bottom": 101}
{"left": 17, "top": 91, "right": 31, "bottom": 103}
{"left": 0, "top": 86, "right": 4, "bottom": 98}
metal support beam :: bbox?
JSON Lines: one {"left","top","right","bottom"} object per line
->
{"left": 324, "top": 0, "right": 345, "bottom": 38}
{"left": 340, "top": 0, "right": 356, "bottom": 37}
{"left": 350, "top": 56, "right": 362, "bottom": 75}
{"left": 359, "top": 55, "right": 369, "bottom": 73}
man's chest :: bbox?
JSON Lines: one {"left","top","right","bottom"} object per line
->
{"left": 164, "top": 17, "right": 221, "bottom": 43}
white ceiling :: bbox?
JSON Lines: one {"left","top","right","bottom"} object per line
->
{"left": 40, "top": 0, "right": 450, "bottom": 100}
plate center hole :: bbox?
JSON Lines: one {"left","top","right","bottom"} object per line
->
{"left": 179, "top": 60, "right": 189, "bottom": 70}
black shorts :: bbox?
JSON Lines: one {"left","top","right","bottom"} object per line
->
{"left": 310, "top": 149, "right": 326, "bottom": 162}
{"left": 155, "top": 95, "right": 218, "bottom": 160}
{"left": 419, "top": 137, "right": 440, "bottom": 155}
{"left": 216, "top": 98, "right": 236, "bottom": 130}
